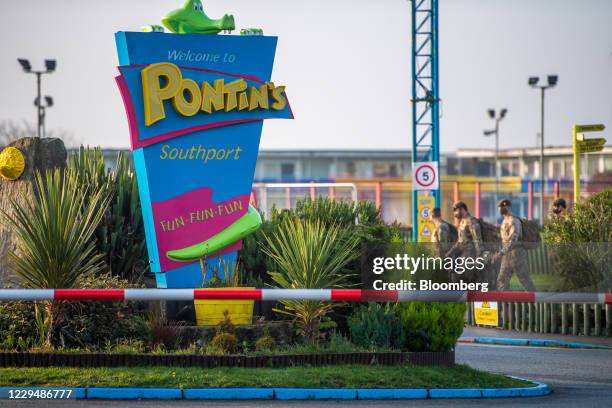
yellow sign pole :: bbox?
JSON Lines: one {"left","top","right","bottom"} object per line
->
{"left": 573, "top": 125, "right": 580, "bottom": 203}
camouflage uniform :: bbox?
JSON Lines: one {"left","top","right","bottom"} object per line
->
{"left": 432, "top": 221, "right": 453, "bottom": 282}
{"left": 448, "top": 216, "right": 483, "bottom": 258}
{"left": 496, "top": 216, "right": 535, "bottom": 291}
{"left": 447, "top": 216, "right": 483, "bottom": 283}
{"left": 431, "top": 221, "right": 452, "bottom": 258}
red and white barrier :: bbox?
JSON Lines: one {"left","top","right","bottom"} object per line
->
{"left": 0, "top": 289, "right": 610, "bottom": 304}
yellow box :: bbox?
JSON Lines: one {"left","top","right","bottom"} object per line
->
{"left": 194, "top": 288, "right": 255, "bottom": 326}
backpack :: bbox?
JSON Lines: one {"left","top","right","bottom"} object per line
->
{"left": 476, "top": 218, "right": 501, "bottom": 251}
{"left": 519, "top": 217, "right": 541, "bottom": 250}
{"left": 442, "top": 221, "right": 458, "bottom": 243}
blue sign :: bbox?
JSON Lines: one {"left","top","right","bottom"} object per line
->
{"left": 115, "top": 32, "right": 292, "bottom": 288}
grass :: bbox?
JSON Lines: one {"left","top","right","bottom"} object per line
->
{"left": 0, "top": 365, "right": 532, "bottom": 389}
{"left": 510, "top": 273, "right": 557, "bottom": 291}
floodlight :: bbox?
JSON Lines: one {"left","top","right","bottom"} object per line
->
{"left": 528, "top": 76, "right": 539, "bottom": 86}
{"left": 45, "top": 59, "right": 57, "bottom": 73}
{"left": 488, "top": 109, "right": 495, "bottom": 119}
{"left": 547, "top": 75, "right": 558, "bottom": 87}
{"left": 17, "top": 58, "right": 31, "bottom": 72}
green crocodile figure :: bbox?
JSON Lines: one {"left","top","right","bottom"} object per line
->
{"left": 142, "top": 0, "right": 235, "bottom": 35}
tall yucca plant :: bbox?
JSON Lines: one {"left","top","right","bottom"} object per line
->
{"left": 1, "top": 169, "right": 110, "bottom": 346}
{"left": 262, "top": 218, "right": 359, "bottom": 342}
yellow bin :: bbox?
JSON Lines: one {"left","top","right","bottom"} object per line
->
{"left": 194, "top": 288, "right": 255, "bottom": 326}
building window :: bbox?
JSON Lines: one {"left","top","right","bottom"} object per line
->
{"left": 476, "top": 160, "right": 493, "bottom": 176}
{"left": 501, "top": 160, "right": 515, "bottom": 176}
{"left": 281, "top": 163, "right": 295, "bottom": 180}
{"left": 389, "top": 164, "right": 398, "bottom": 177}
{"left": 373, "top": 162, "right": 398, "bottom": 177}
{"left": 346, "top": 161, "right": 356, "bottom": 177}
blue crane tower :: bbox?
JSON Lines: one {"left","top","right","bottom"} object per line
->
{"left": 411, "top": 0, "right": 440, "bottom": 241}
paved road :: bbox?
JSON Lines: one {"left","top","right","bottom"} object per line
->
{"left": 2, "top": 342, "right": 610, "bottom": 407}
{"left": 462, "top": 326, "right": 612, "bottom": 348}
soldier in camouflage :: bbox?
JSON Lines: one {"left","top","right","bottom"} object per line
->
{"left": 550, "top": 197, "right": 567, "bottom": 218}
{"left": 430, "top": 207, "right": 452, "bottom": 257}
{"left": 492, "top": 199, "right": 536, "bottom": 291}
{"left": 446, "top": 201, "right": 483, "bottom": 283}
{"left": 430, "top": 207, "right": 454, "bottom": 282}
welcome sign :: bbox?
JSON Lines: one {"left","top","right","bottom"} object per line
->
{"left": 115, "top": 32, "right": 292, "bottom": 288}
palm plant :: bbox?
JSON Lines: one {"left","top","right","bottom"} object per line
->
{"left": 1, "top": 169, "right": 110, "bottom": 346}
{"left": 262, "top": 218, "right": 359, "bottom": 342}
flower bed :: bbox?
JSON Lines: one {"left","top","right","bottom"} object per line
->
{"left": 0, "top": 350, "right": 454, "bottom": 368}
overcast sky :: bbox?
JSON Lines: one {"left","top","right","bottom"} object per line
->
{"left": 1, "top": 0, "right": 611, "bottom": 152}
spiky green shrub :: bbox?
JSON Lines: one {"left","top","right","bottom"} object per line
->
{"left": 262, "top": 218, "right": 359, "bottom": 342}
{"left": 1, "top": 169, "right": 110, "bottom": 346}
{"left": 293, "top": 196, "right": 382, "bottom": 227}
{"left": 239, "top": 197, "right": 400, "bottom": 288}
{"left": 69, "top": 147, "right": 148, "bottom": 283}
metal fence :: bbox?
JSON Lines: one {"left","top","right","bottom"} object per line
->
{"left": 252, "top": 178, "right": 611, "bottom": 227}
{"left": 468, "top": 301, "right": 611, "bottom": 337}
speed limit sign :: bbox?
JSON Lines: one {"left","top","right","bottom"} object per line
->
{"left": 412, "top": 161, "right": 439, "bottom": 190}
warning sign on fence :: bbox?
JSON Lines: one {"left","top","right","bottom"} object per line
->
{"left": 474, "top": 301, "right": 498, "bottom": 326}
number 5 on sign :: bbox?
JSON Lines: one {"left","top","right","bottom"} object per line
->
{"left": 413, "top": 161, "right": 439, "bottom": 191}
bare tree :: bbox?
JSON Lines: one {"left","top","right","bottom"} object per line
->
{"left": 0, "top": 120, "right": 80, "bottom": 148}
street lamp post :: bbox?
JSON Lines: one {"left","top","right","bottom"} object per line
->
{"left": 483, "top": 108, "right": 507, "bottom": 209}
{"left": 17, "top": 58, "right": 56, "bottom": 138}
{"left": 528, "top": 75, "right": 558, "bottom": 225}
{"left": 34, "top": 96, "right": 54, "bottom": 138}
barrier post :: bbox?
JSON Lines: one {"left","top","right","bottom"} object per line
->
{"left": 453, "top": 181, "right": 459, "bottom": 203}
{"left": 606, "top": 304, "right": 611, "bottom": 337}
{"left": 467, "top": 303, "right": 473, "bottom": 325}
{"left": 594, "top": 304, "right": 601, "bottom": 336}
{"left": 505, "top": 303, "right": 511, "bottom": 329}
{"left": 561, "top": 303, "right": 568, "bottom": 335}
{"left": 514, "top": 302, "right": 520, "bottom": 331}
{"left": 572, "top": 304, "right": 579, "bottom": 335}
{"left": 506, "top": 302, "right": 514, "bottom": 330}
{"left": 539, "top": 303, "right": 544, "bottom": 333}
{"left": 583, "top": 304, "right": 590, "bottom": 335}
